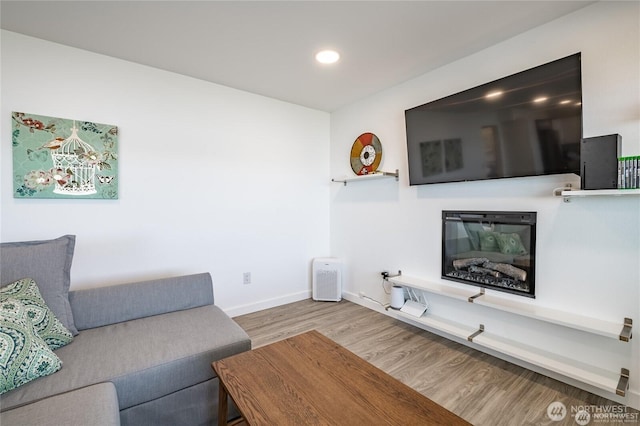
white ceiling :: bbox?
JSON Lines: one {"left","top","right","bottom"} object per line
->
{"left": 1, "top": 1, "right": 595, "bottom": 112}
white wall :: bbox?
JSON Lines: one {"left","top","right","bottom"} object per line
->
{"left": 1, "top": 31, "right": 331, "bottom": 316}
{"left": 330, "top": 2, "right": 639, "bottom": 408}
{"left": 2, "top": 0, "right": 638, "bottom": 410}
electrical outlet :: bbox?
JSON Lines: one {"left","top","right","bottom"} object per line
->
{"left": 243, "top": 272, "right": 251, "bottom": 285}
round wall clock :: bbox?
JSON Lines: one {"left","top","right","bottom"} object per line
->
{"left": 350, "top": 132, "right": 382, "bottom": 175}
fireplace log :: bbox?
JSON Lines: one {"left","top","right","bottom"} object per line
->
{"left": 482, "top": 261, "right": 527, "bottom": 281}
{"left": 453, "top": 258, "right": 490, "bottom": 270}
{"left": 469, "top": 265, "right": 502, "bottom": 278}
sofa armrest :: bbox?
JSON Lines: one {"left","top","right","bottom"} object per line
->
{"left": 69, "top": 273, "right": 214, "bottom": 330}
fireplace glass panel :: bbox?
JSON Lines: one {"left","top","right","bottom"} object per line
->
{"left": 442, "top": 211, "right": 536, "bottom": 298}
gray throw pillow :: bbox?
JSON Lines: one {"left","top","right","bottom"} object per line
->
{"left": 0, "top": 235, "right": 78, "bottom": 335}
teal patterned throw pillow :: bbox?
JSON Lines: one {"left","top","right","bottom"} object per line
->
{"left": 496, "top": 232, "right": 528, "bottom": 255}
{"left": 478, "top": 231, "right": 500, "bottom": 252}
{"left": 0, "top": 298, "right": 62, "bottom": 394}
{"left": 0, "top": 278, "right": 73, "bottom": 350}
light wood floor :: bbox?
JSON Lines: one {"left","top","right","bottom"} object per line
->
{"left": 233, "top": 299, "right": 637, "bottom": 426}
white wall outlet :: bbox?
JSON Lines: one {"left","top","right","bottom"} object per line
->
{"left": 243, "top": 272, "right": 251, "bottom": 285}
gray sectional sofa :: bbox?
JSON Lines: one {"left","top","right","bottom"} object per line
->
{"left": 0, "top": 236, "right": 251, "bottom": 425}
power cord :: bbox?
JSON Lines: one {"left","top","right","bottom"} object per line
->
{"left": 381, "top": 277, "right": 391, "bottom": 294}
{"left": 361, "top": 295, "right": 391, "bottom": 310}
{"left": 381, "top": 270, "right": 401, "bottom": 294}
{"left": 361, "top": 270, "right": 403, "bottom": 310}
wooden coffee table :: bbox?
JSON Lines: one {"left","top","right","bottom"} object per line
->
{"left": 211, "top": 330, "right": 470, "bottom": 425}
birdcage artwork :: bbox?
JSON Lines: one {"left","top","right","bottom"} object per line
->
{"left": 51, "top": 123, "right": 97, "bottom": 195}
{"left": 12, "top": 112, "right": 118, "bottom": 199}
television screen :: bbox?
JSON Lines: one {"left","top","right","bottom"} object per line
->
{"left": 405, "top": 53, "right": 582, "bottom": 186}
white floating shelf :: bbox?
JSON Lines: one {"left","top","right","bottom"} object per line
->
{"left": 389, "top": 275, "right": 630, "bottom": 341}
{"left": 472, "top": 332, "right": 623, "bottom": 395}
{"left": 473, "top": 294, "right": 624, "bottom": 340}
{"left": 389, "top": 275, "right": 472, "bottom": 303}
{"left": 395, "top": 310, "right": 477, "bottom": 341}
{"left": 332, "top": 169, "right": 399, "bottom": 186}
{"left": 559, "top": 188, "right": 640, "bottom": 202}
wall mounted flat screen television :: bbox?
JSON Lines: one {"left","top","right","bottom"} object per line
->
{"left": 405, "top": 53, "right": 582, "bottom": 186}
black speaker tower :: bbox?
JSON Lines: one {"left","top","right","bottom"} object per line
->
{"left": 581, "top": 134, "right": 621, "bottom": 190}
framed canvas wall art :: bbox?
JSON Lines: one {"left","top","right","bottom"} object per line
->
{"left": 12, "top": 112, "right": 118, "bottom": 199}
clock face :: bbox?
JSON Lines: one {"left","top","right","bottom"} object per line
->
{"left": 360, "top": 145, "right": 376, "bottom": 166}
{"left": 350, "top": 133, "right": 382, "bottom": 175}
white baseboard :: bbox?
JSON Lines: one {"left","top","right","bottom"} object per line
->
{"left": 223, "top": 290, "right": 311, "bottom": 318}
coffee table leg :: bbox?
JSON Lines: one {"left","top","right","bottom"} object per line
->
{"left": 218, "top": 380, "right": 228, "bottom": 426}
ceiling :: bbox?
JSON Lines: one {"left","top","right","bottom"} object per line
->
{"left": 1, "top": 1, "right": 595, "bottom": 112}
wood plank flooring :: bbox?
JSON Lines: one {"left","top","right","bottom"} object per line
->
{"left": 233, "top": 299, "right": 638, "bottom": 426}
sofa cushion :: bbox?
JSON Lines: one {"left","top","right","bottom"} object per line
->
{"left": 2, "top": 382, "right": 120, "bottom": 426}
{"left": 70, "top": 272, "right": 215, "bottom": 330}
{"left": 0, "top": 278, "right": 73, "bottom": 350}
{"left": 0, "top": 235, "right": 78, "bottom": 335}
{"left": 120, "top": 378, "right": 222, "bottom": 426}
{"left": 0, "top": 304, "right": 251, "bottom": 411}
{"left": 0, "top": 298, "right": 62, "bottom": 394}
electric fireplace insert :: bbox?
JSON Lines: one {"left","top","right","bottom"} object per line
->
{"left": 442, "top": 211, "right": 536, "bottom": 298}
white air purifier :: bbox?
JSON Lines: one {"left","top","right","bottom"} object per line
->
{"left": 312, "top": 258, "right": 342, "bottom": 302}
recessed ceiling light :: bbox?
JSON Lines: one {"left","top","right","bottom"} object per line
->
{"left": 315, "top": 50, "right": 340, "bottom": 64}
{"left": 485, "top": 90, "right": 503, "bottom": 99}
{"left": 533, "top": 96, "right": 548, "bottom": 103}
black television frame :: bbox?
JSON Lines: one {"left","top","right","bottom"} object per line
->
{"left": 405, "top": 53, "right": 582, "bottom": 186}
